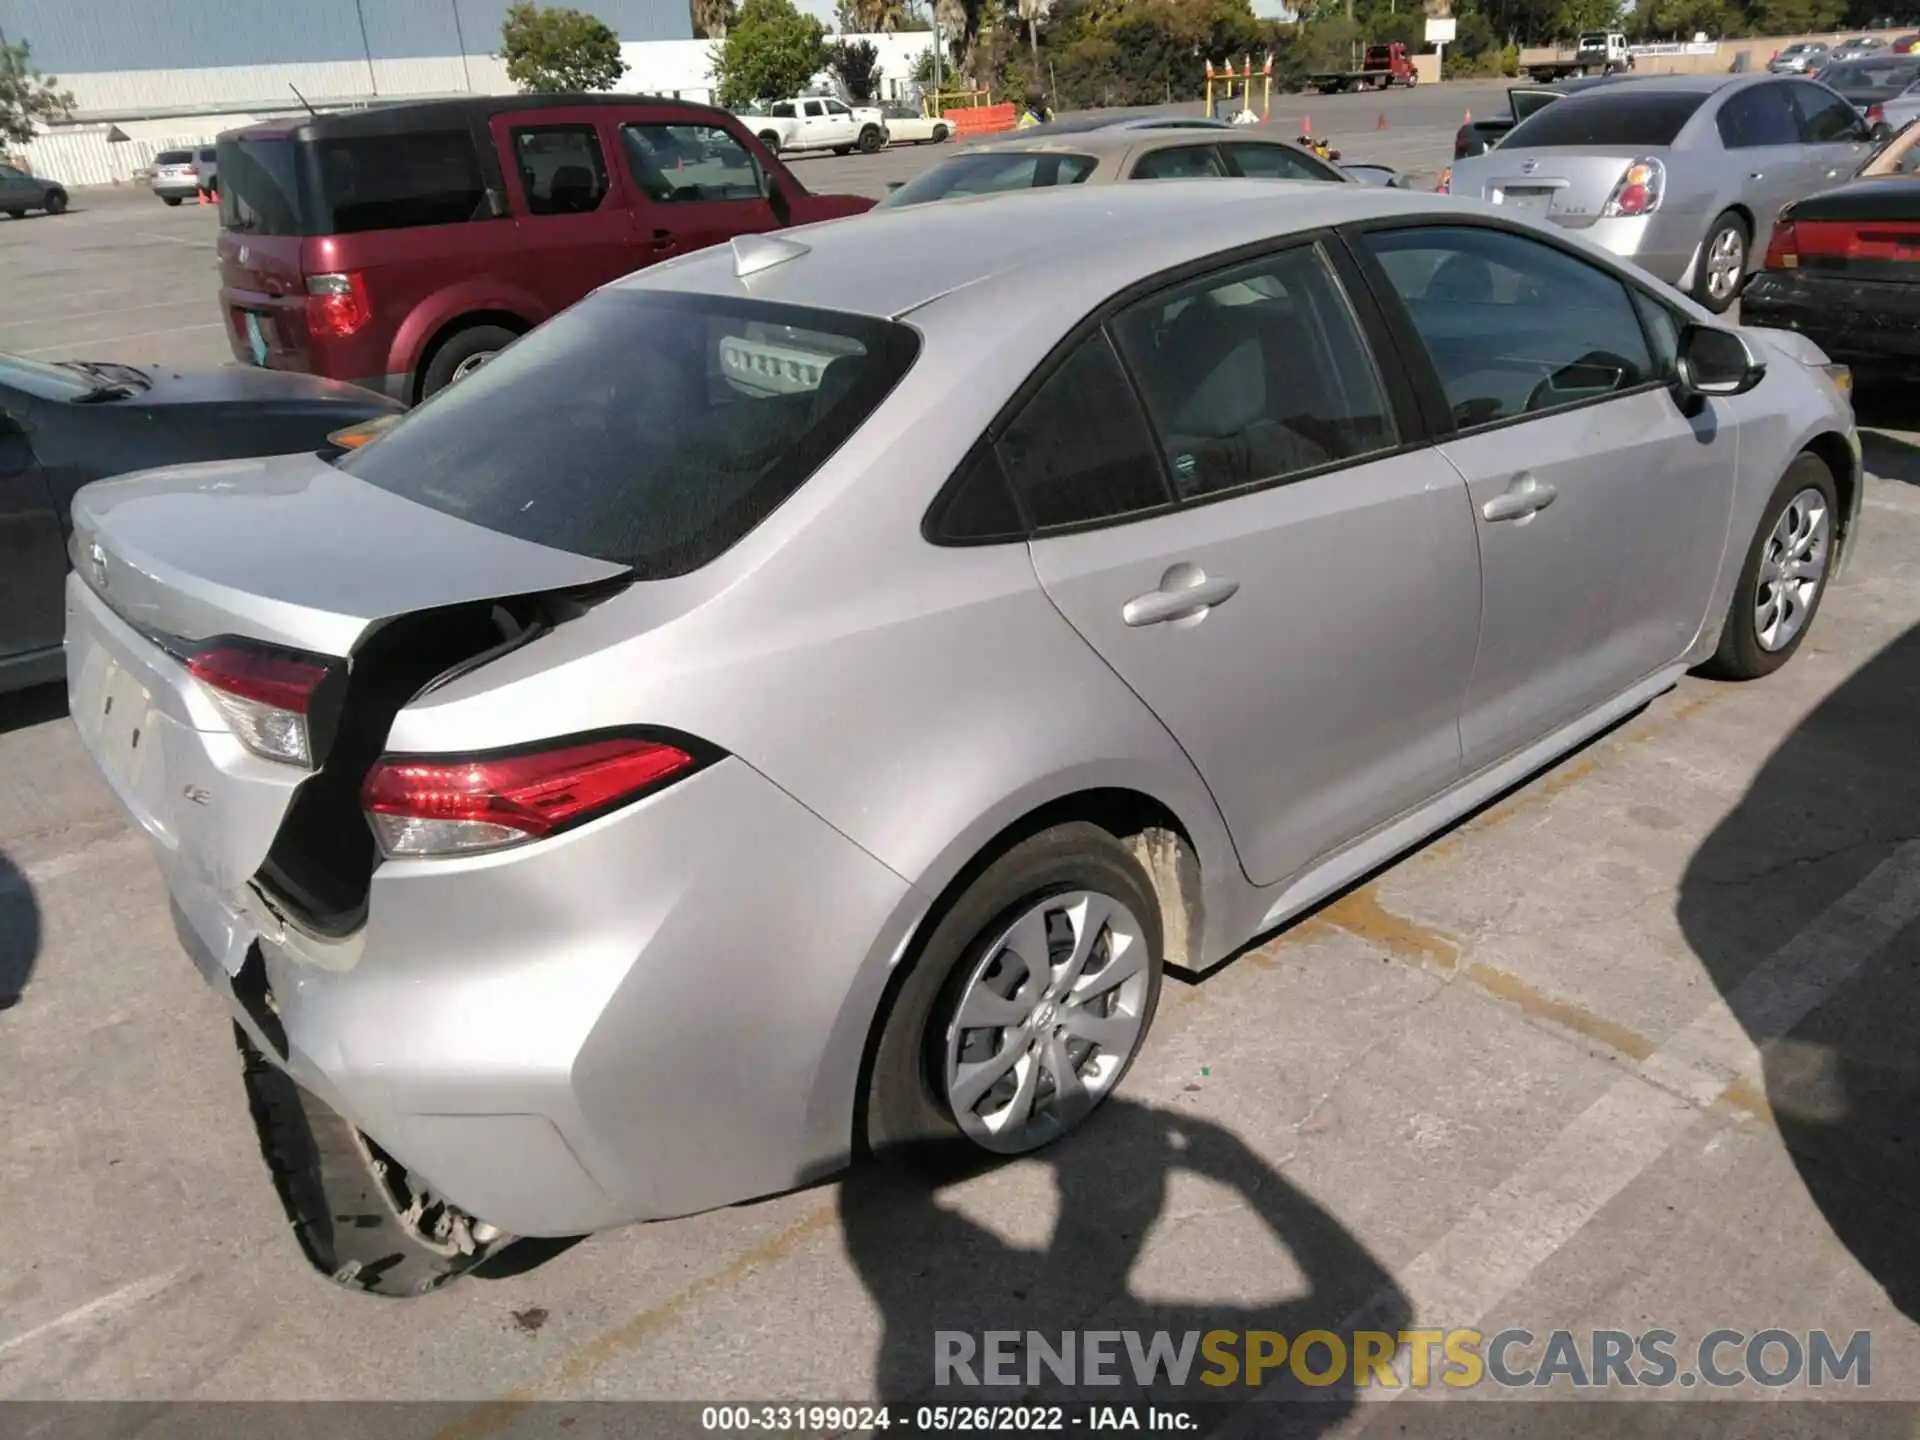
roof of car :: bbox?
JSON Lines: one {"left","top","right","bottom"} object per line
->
{"left": 956, "top": 126, "right": 1309, "bottom": 158}
{"left": 224, "top": 92, "right": 727, "bottom": 142}
{"left": 621, "top": 179, "right": 1476, "bottom": 322}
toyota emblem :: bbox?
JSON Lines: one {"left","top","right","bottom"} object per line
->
{"left": 88, "top": 540, "right": 108, "bottom": 591}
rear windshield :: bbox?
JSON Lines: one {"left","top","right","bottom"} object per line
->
{"left": 156, "top": 149, "right": 193, "bottom": 164}
{"left": 1827, "top": 57, "right": 1920, "bottom": 87}
{"left": 338, "top": 291, "right": 920, "bottom": 579}
{"left": 218, "top": 129, "right": 488, "bottom": 236}
{"left": 1503, "top": 91, "right": 1708, "bottom": 148}
{"left": 878, "top": 150, "right": 1097, "bottom": 208}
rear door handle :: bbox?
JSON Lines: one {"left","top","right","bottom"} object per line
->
{"left": 1122, "top": 564, "right": 1239, "bottom": 627}
{"left": 649, "top": 227, "right": 673, "bottom": 250}
{"left": 1482, "top": 473, "right": 1558, "bottom": 523}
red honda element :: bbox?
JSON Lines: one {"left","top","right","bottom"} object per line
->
{"left": 216, "top": 95, "right": 875, "bottom": 400}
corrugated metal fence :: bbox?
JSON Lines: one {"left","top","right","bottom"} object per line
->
{"left": 19, "top": 125, "right": 215, "bottom": 187}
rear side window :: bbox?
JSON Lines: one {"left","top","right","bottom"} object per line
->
{"left": 217, "top": 138, "right": 303, "bottom": 235}
{"left": 995, "top": 334, "right": 1169, "bottom": 530}
{"left": 878, "top": 151, "right": 1096, "bottom": 208}
{"left": 1131, "top": 145, "right": 1228, "bottom": 179}
{"left": 310, "top": 130, "right": 487, "bottom": 233}
{"left": 339, "top": 292, "right": 919, "bottom": 579}
{"left": 198, "top": 148, "right": 216, "bottom": 162}
{"left": 512, "top": 124, "right": 608, "bottom": 215}
{"left": 1504, "top": 92, "right": 1707, "bottom": 147}
{"left": 1717, "top": 84, "right": 1801, "bottom": 147}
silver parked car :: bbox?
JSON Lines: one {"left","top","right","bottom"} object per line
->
{"left": 150, "top": 146, "right": 215, "bottom": 205}
{"left": 1769, "top": 41, "right": 1832, "bottom": 74}
{"left": 1443, "top": 74, "right": 1876, "bottom": 312}
{"left": 67, "top": 182, "right": 1859, "bottom": 1294}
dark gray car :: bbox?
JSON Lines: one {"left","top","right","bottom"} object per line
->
{"left": 0, "top": 161, "right": 67, "bottom": 218}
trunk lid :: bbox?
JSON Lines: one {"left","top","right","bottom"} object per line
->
{"left": 1456, "top": 146, "right": 1651, "bottom": 228}
{"left": 67, "top": 454, "right": 627, "bottom": 914}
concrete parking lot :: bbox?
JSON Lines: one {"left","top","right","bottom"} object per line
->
{"left": 4, "top": 78, "right": 1920, "bottom": 1433}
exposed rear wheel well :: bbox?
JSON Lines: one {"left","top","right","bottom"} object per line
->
{"left": 1802, "top": 431, "right": 1859, "bottom": 567}
{"left": 413, "top": 311, "right": 531, "bottom": 403}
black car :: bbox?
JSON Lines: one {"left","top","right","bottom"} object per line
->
{"left": 1452, "top": 75, "right": 1636, "bottom": 158}
{"left": 1816, "top": 54, "right": 1920, "bottom": 136}
{"left": 0, "top": 161, "right": 67, "bottom": 217}
{"left": 1741, "top": 122, "right": 1920, "bottom": 383}
{"left": 1, "top": 356, "right": 401, "bottom": 693}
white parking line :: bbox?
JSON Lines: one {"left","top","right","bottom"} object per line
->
{"left": 16, "top": 322, "right": 223, "bottom": 357}
{"left": 135, "top": 231, "right": 212, "bottom": 248}
{"left": 0, "top": 1268, "right": 186, "bottom": 1365}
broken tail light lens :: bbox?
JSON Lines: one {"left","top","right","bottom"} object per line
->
{"left": 189, "top": 646, "right": 332, "bottom": 767}
{"left": 306, "top": 271, "right": 372, "bottom": 340}
{"left": 1601, "top": 158, "right": 1665, "bottom": 218}
{"left": 361, "top": 733, "right": 710, "bottom": 859}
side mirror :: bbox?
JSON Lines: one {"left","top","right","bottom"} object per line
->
{"left": 1675, "top": 322, "right": 1766, "bottom": 404}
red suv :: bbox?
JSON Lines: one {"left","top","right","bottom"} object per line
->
{"left": 215, "top": 95, "right": 874, "bottom": 400}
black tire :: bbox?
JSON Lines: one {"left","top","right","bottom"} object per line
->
{"left": 1692, "top": 210, "right": 1750, "bottom": 314}
{"left": 1404, "top": 70, "right": 1418, "bottom": 86}
{"left": 864, "top": 822, "right": 1164, "bottom": 1165}
{"left": 857, "top": 124, "right": 884, "bottom": 154}
{"left": 833, "top": 144, "right": 853, "bottom": 156}
{"left": 418, "top": 323, "right": 518, "bottom": 400}
{"left": 235, "top": 1026, "right": 502, "bottom": 1296}
{"left": 931, "top": 123, "right": 949, "bottom": 143}
{"left": 43, "top": 190, "right": 66, "bottom": 215}
{"left": 758, "top": 130, "right": 782, "bottom": 154}
{"left": 1698, "top": 452, "right": 1839, "bottom": 681}
{"left": 162, "top": 195, "right": 182, "bottom": 206}
{"left": 1872, "top": 122, "right": 1894, "bottom": 141}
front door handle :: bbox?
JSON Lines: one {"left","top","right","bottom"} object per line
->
{"left": 1748, "top": 171, "right": 1765, "bottom": 180}
{"left": 1122, "top": 563, "right": 1239, "bottom": 627}
{"left": 1482, "top": 473, "right": 1558, "bottom": 523}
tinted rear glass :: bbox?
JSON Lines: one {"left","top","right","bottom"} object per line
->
{"left": 309, "top": 130, "right": 488, "bottom": 233}
{"left": 1503, "top": 91, "right": 1708, "bottom": 147}
{"left": 217, "top": 138, "right": 304, "bottom": 235}
{"left": 339, "top": 292, "right": 920, "bottom": 578}
{"left": 878, "top": 150, "right": 1097, "bottom": 207}
{"left": 156, "top": 150, "right": 193, "bottom": 164}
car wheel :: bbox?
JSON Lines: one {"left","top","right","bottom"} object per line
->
{"left": 1692, "top": 210, "right": 1749, "bottom": 314}
{"left": 758, "top": 130, "right": 782, "bottom": 155}
{"left": 419, "top": 323, "right": 519, "bottom": 400}
{"left": 1405, "top": 70, "right": 1418, "bottom": 86}
{"left": 1699, "top": 453, "right": 1838, "bottom": 681}
{"left": 1872, "top": 122, "right": 1893, "bottom": 141}
{"left": 864, "top": 822, "right": 1164, "bottom": 1163}
{"left": 858, "top": 124, "right": 884, "bottom": 154}
{"left": 236, "top": 1026, "right": 504, "bottom": 1296}
{"left": 932, "top": 123, "right": 949, "bottom": 143}
{"left": 161, "top": 195, "right": 182, "bottom": 206}
{"left": 43, "top": 190, "right": 66, "bottom": 215}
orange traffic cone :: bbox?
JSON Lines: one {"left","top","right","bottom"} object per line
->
{"left": 1376, "top": 110, "right": 1388, "bottom": 130}
{"left": 1301, "top": 114, "right": 1312, "bottom": 137}
{"left": 1463, "top": 108, "right": 1472, "bottom": 125}
{"left": 197, "top": 188, "right": 207, "bottom": 205}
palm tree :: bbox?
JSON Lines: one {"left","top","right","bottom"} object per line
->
{"left": 690, "top": 0, "right": 734, "bottom": 40}
{"left": 853, "top": 0, "right": 910, "bottom": 31}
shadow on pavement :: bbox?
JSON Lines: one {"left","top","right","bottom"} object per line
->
{"left": 1678, "top": 621, "right": 1920, "bottom": 1320}
{"left": 1856, "top": 386, "right": 1919, "bottom": 487}
{"left": 0, "top": 849, "right": 40, "bottom": 1010}
{"left": 0, "top": 679, "right": 68, "bottom": 736}
{"left": 843, "top": 1098, "right": 1408, "bottom": 1433}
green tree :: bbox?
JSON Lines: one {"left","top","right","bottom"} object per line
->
{"left": 835, "top": 0, "right": 911, "bottom": 29}
{"left": 692, "top": 0, "right": 740, "bottom": 39}
{"left": 499, "top": 3, "right": 628, "bottom": 91}
{"left": 713, "top": 0, "right": 830, "bottom": 106}
{"left": 0, "top": 35, "right": 73, "bottom": 148}
{"left": 828, "top": 37, "right": 884, "bottom": 95}
{"left": 1748, "top": 0, "right": 1843, "bottom": 32}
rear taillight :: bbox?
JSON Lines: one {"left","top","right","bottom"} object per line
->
{"left": 1791, "top": 217, "right": 1920, "bottom": 265}
{"left": 189, "top": 646, "right": 332, "bottom": 767}
{"left": 1601, "top": 158, "right": 1665, "bottom": 218}
{"left": 306, "top": 272, "right": 372, "bottom": 340}
{"left": 1435, "top": 167, "right": 1452, "bottom": 194}
{"left": 1867, "top": 103, "right": 1886, "bottom": 126}
{"left": 360, "top": 733, "right": 711, "bottom": 859}
{"left": 1763, "top": 214, "right": 1800, "bottom": 269}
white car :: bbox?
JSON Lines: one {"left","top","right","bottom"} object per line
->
{"left": 737, "top": 96, "right": 889, "bottom": 155}
{"left": 880, "top": 105, "right": 952, "bottom": 145}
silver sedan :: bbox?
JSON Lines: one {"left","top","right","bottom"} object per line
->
{"left": 66, "top": 181, "right": 1859, "bottom": 1295}
{"left": 1444, "top": 73, "right": 1876, "bottom": 312}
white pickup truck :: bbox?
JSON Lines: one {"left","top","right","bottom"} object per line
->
{"left": 736, "top": 96, "right": 890, "bottom": 155}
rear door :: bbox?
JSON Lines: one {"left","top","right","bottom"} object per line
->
{"left": 1353, "top": 222, "right": 1733, "bottom": 773}
{"left": 1022, "top": 241, "right": 1481, "bottom": 888}
{"left": 492, "top": 110, "right": 637, "bottom": 291}
{"left": 0, "top": 396, "right": 64, "bottom": 666}
{"left": 614, "top": 111, "right": 780, "bottom": 260}
{"left": 1788, "top": 80, "right": 1877, "bottom": 186}
{"left": 1716, "top": 81, "right": 1820, "bottom": 224}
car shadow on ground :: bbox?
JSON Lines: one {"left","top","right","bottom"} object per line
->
{"left": 1677, "top": 619, "right": 1920, "bottom": 1322}
{"left": 841, "top": 1098, "right": 1408, "bottom": 1433}
{"left": 1857, "top": 386, "right": 1919, "bottom": 487}
{"left": 0, "top": 679, "right": 68, "bottom": 735}
{"left": 0, "top": 849, "right": 39, "bottom": 1010}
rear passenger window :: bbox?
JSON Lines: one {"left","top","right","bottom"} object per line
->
{"left": 997, "top": 335, "right": 1170, "bottom": 530}
{"left": 1362, "top": 225, "right": 1655, "bottom": 429}
{"left": 512, "top": 125, "right": 608, "bottom": 215}
{"left": 310, "top": 130, "right": 488, "bottom": 232}
{"left": 1110, "top": 244, "right": 1397, "bottom": 500}
{"left": 1131, "top": 146, "right": 1228, "bottom": 180}
{"left": 1716, "top": 84, "right": 1800, "bottom": 148}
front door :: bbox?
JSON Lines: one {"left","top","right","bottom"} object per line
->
{"left": 491, "top": 111, "right": 638, "bottom": 292}
{"left": 616, "top": 113, "right": 780, "bottom": 261}
{"left": 0, "top": 164, "right": 33, "bottom": 211}
{"left": 1355, "top": 222, "right": 1734, "bottom": 773}
{"left": 1022, "top": 242, "right": 1481, "bottom": 888}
